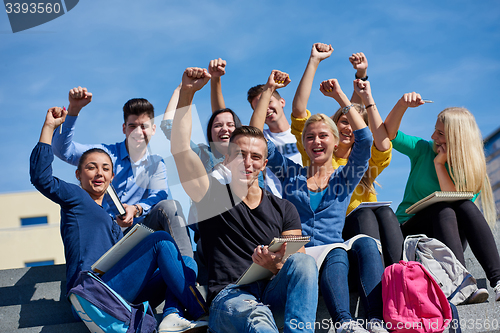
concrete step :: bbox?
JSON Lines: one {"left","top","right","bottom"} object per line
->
{"left": 1, "top": 225, "right": 499, "bottom": 332}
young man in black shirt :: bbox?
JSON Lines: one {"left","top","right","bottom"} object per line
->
{"left": 170, "top": 67, "right": 318, "bottom": 333}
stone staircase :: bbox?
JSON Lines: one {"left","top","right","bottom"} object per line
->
{"left": 1, "top": 226, "right": 499, "bottom": 332}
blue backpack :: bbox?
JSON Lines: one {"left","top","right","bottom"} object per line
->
{"left": 68, "top": 271, "right": 157, "bottom": 333}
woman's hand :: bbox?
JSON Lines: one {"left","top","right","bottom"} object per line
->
{"left": 434, "top": 143, "right": 447, "bottom": 165}
{"left": 398, "top": 92, "right": 425, "bottom": 108}
{"left": 319, "top": 79, "right": 346, "bottom": 104}
{"left": 44, "top": 107, "right": 67, "bottom": 129}
{"left": 353, "top": 79, "right": 373, "bottom": 105}
{"left": 252, "top": 243, "right": 287, "bottom": 275}
{"left": 39, "top": 107, "right": 68, "bottom": 144}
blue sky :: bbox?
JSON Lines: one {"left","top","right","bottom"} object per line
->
{"left": 1, "top": 0, "right": 500, "bottom": 213}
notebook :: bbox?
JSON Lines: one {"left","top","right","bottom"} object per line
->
{"left": 236, "top": 236, "right": 310, "bottom": 285}
{"left": 91, "top": 223, "right": 154, "bottom": 275}
{"left": 106, "top": 184, "right": 126, "bottom": 216}
{"left": 346, "top": 201, "right": 392, "bottom": 217}
{"left": 405, "top": 191, "right": 474, "bottom": 215}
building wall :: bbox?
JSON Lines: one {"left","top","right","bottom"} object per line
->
{"left": 0, "top": 191, "right": 64, "bottom": 269}
{"left": 484, "top": 127, "right": 500, "bottom": 219}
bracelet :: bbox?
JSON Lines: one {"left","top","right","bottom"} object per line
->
{"left": 365, "top": 103, "right": 376, "bottom": 109}
{"left": 355, "top": 74, "right": 368, "bottom": 81}
{"left": 342, "top": 104, "right": 353, "bottom": 115}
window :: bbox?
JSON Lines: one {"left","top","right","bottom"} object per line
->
{"left": 25, "top": 260, "right": 54, "bottom": 267}
{"left": 20, "top": 216, "right": 48, "bottom": 226}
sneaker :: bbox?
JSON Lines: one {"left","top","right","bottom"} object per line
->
{"left": 465, "top": 288, "right": 489, "bottom": 304}
{"left": 336, "top": 320, "right": 369, "bottom": 333}
{"left": 366, "top": 318, "right": 389, "bottom": 333}
{"left": 158, "top": 313, "right": 208, "bottom": 333}
{"left": 494, "top": 280, "right": 500, "bottom": 302}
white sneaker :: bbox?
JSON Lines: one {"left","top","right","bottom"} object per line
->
{"left": 336, "top": 320, "right": 369, "bottom": 333}
{"left": 494, "top": 280, "right": 500, "bottom": 302}
{"left": 158, "top": 313, "right": 208, "bottom": 333}
{"left": 366, "top": 319, "right": 389, "bottom": 333}
{"left": 465, "top": 288, "right": 489, "bottom": 304}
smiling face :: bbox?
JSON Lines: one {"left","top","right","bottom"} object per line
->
{"left": 123, "top": 113, "right": 156, "bottom": 154}
{"left": 304, "top": 120, "right": 338, "bottom": 166}
{"left": 211, "top": 112, "right": 236, "bottom": 154}
{"left": 225, "top": 134, "right": 268, "bottom": 188}
{"left": 76, "top": 152, "right": 114, "bottom": 202}
{"left": 335, "top": 114, "right": 355, "bottom": 148}
{"left": 431, "top": 119, "right": 447, "bottom": 152}
{"left": 251, "top": 93, "right": 285, "bottom": 126}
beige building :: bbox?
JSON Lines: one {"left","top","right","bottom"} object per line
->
{"left": 0, "top": 191, "right": 64, "bottom": 270}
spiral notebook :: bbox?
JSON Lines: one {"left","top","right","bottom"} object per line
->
{"left": 236, "top": 235, "right": 310, "bottom": 285}
{"left": 91, "top": 223, "right": 154, "bottom": 275}
{"left": 405, "top": 191, "right": 474, "bottom": 215}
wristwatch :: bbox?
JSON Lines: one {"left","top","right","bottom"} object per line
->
{"left": 355, "top": 74, "right": 368, "bottom": 81}
{"left": 133, "top": 204, "right": 141, "bottom": 218}
{"left": 342, "top": 104, "right": 353, "bottom": 115}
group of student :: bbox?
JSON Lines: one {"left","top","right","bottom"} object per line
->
{"left": 29, "top": 43, "right": 500, "bottom": 333}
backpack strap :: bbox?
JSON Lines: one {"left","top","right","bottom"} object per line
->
{"left": 448, "top": 302, "right": 462, "bottom": 333}
{"left": 448, "top": 273, "right": 473, "bottom": 301}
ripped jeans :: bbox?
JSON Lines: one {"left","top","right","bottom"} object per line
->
{"left": 208, "top": 253, "right": 318, "bottom": 333}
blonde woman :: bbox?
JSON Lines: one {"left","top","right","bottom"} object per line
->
{"left": 291, "top": 46, "right": 403, "bottom": 266}
{"left": 384, "top": 92, "right": 500, "bottom": 302}
{"left": 252, "top": 71, "right": 389, "bottom": 333}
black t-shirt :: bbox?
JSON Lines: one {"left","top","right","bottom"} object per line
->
{"left": 196, "top": 176, "right": 302, "bottom": 303}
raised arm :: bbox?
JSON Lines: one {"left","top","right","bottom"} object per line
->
{"left": 320, "top": 79, "right": 366, "bottom": 130}
{"left": 208, "top": 58, "right": 227, "bottom": 112}
{"left": 40, "top": 107, "right": 68, "bottom": 145}
{"left": 171, "top": 67, "right": 212, "bottom": 202}
{"left": 52, "top": 86, "right": 96, "bottom": 165}
{"left": 66, "top": 86, "right": 92, "bottom": 117}
{"left": 384, "top": 92, "right": 425, "bottom": 140}
{"left": 249, "top": 70, "right": 291, "bottom": 131}
{"left": 353, "top": 79, "right": 390, "bottom": 151}
{"left": 292, "top": 43, "right": 333, "bottom": 119}
{"left": 163, "top": 83, "right": 182, "bottom": 121}
{"left": 348, "top": 52, "right": 368, "bottom": 104}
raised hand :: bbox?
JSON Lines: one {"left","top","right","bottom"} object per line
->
{"left": 353, "top": 79, "right": 373, "bottom": 104}
{"left": 44, "top": 107, "right": 68, "bottom": 130}
{"left": 39, "top": 106, "right": 68, "bottom": 144}
{"left": 311, "top": 42, "right": 334, "bottom": 62}
{"left": 68, "top": 86, "right": 92, "bottom": 112}
{"left": 208, "top": 58, "right": 226, "bottom": 78}
{"left": 349, "top": 52, "right": 368, "bottom": 72}
{"left": 266, "top": 69, "right": 291, "bottom": 91}
{"left": 398, "top": 92, "right": 425, "bottom": 108}
{"left": 181, "top": 67, "right": 211, "bottom": 93}
{"left": 319, "top": 78, "right": 345, "bottom": 101}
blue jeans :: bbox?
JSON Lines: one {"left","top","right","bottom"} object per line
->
{"left": 143, "top": 199, "right": 194, "bottom": 258}
{"left": 320, "top": 237, "right": 384, "bottom": 323}
{"left": 102, "top": 231, "right": 207, "bottom": 320}
{"left": 208, "top": 253, "right": 318, "bottom": 333}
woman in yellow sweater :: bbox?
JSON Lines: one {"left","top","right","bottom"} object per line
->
{"left": 291, "top": 45, "right": 403, "bottom": 266}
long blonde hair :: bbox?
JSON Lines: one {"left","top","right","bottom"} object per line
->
{"left": 331, "top": 104, "right": 378, "bottom": 195}
{"left": 438, "top": 107, "right": 497, "bottom": 227}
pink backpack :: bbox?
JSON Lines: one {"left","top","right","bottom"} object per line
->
{"left": 382, "top": 261, "right": 452, "bottom": 333}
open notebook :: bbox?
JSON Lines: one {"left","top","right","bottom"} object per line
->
{"left": 236, "top": 236, "right": 310, "bottom": 285}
